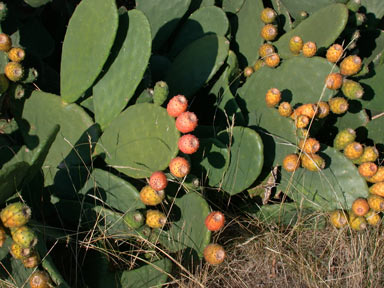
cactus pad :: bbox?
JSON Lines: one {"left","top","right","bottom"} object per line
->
{"left": 60, "top": 0, "right": 118, "bottom": 103}
{"left": 96, "top": 103, "right": 179, "bottom": 178}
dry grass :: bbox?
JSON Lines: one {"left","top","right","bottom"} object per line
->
{"left": 173, "top": 215, "right": 384, "bottom": 288}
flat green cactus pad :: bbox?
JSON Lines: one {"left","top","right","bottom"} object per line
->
{"left": 222, "top": 0, "right": 245, "bottom": 13}
{"left": 275, "top": 3, "right": 349, "bottom": 59}
{"left": 366, "top": 117, "right": 384, "bottom": 144}
{"left": 93, "top": 10, "right": 151, "bottom": 130}
{"left": 217, "top": 126, "right": 264, "bottom": 195}
{"left": 136, "top": 0, "right": 191, "bottom": 51}
{"left": 169, "top": 6, "right": 229, "bottom": 58}
{"left": 60, "top": 0, "right": 118, "bottom": 103}
{"left": 279, "top": 0, "right": 343, "bottom": 19}
{"left": 96, "top": 103, "right": 180, "bottom": 178}
{"left": 361, "top": 64, "right": 384, "bottom": 111}
{"left": 78, "top": 168, "right": 145, "bottom": 212}
{"left": 24, "top": 0, "right": 51, "bottom": 8}
{"left": 165, "top": 34, "right": 230, "bottom": 98}
{"left": 157, "top": 192, "right": 211, "bottom": 257}
{"left": 279, "top": 145, "right": 369, "bottom": 211}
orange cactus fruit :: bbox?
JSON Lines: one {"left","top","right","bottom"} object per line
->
{"left": 329, "top": 210, "right": 348, "bottom": 228}
{"left": 260, "top": 24, "right": 278, "bottom": 41}
{"left": 22, "top": 251, "right": 40, "bottom": 268}
{"left": 326, "top": 44, "right": 344, "bottom": 63}
{"left": 282, "top": 154, "right": 300, "bottom": 172}
{"left": 175, "top": 111, "right": 198, "bottom": 133}
{"left": 289, "top": 36, "right": 303, "bottom": 55}
{"left": 343, "top": 142, "right": 363, "bottom": 160}
{"left": 302, "top": 41, "right": 317, "bottom": 57}
{"left": 316, "top": 101, "right": 330, "bottom": 119}
{"left": 140, "top": 185, "right": 165, "bottom": 206}
{"left": 205, "top": 211, "right": 225, "bottom": 231}
{"left": 367, "top": 194, "right": 384, "bottom": 212}
{"left": 8, "top": 47, "right": 25, "bottom": 62}
{"left": 264, "top": 53, "right": 280, "bottom": 68}
{"left": 295, "top": 115, "right": 310, "bottom": 129}
{"left": 0, "top": 33, "right": 12, "bottom": 52}
{"left": 291, "top": 103, "right": 317, "bottom": 120}
{"left": 369, "top": 182, "right": 384, "bottom": 197}
{"left": 329, "top": 97, "right": 349, "bottom": 114}
{"left": 0, "top": 226, "right": 5, "bottom": 247}
{"left": 366, "top": 167, "right": 384, "bottom": 184}
{"left": 258, "top": 43, "right": 275, "bottom": 58}
{"left": 354, "top": 146, "right": 379, "bottom": 165}
{"left": 253, "top": 59, "right": 265, "bottom": 71}
{"left": 325, "top": 73, "right": 343, "bottom": 90}
{"left": 178, "top": 134, "right": 199, "bottom": 154}
{"left": 243, "top": 66, "right": 254, "bottom": 77}
{"left": 265, "top": 88, "right": 281, "bottom": 107}
{"left": 169, "top": 157, "right": 190, "bottom": 178}
{"left": 301, "top": 153, "right": 325, "bottom": 171}
{"left": 358, "top": 162, "right": 378, "bottom": 178}
{"left": 4, "top": 62, "right": 24, "bottom": 82}
{"left": 299, "top": 138, "right": 320, "bottom": 154}
{"left": 365, "top": 210, "right": 381, "bottom": 226}
{"left": 29, "top": 271, "right": 52, "bottom": 288}
{"left": 167, "top": 95, "right": 188, "bottom": 117}
{"left": 146, "top": 210, "right": 167, "bottom": 229}
{"left": 278, "top": 101, "right": 292, "bottom": 117}
{"left": 260, "top": 7, "right": 277, "bottom": 24}
{"left": 149, "top": 171, "right": 168, "bottom": 191}
{"left": 351, "top": 198, "right": 370, "bottom": 216}
{"left": 203, "top": 244, "right": 226, "bottom": 265}
{"left": 340, "top": 55, "right": 362, "bottom": 76}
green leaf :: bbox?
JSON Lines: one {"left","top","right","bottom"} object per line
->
{"left": 169, "top": 6, "right": 229, "bottom": 58}
{"left": 60, "top": 0, "right": 118, "bottom": 103}
{"left": 157, "top": 192, "right": 211, "bottom": 257}
{"left": 217, "top": 127, "right": 264, "bottom": 195}
{"left": 274, "top": 4, "right": 349, "bottom": 59}
{"left": 136, "top": 0, "right": 191, "bottom": 51}
{"left": 279, "top": 145, "right": 369, "bottom": 211}
{"left": 96, "top": 103, "right": 179, "bottom": 178}
{"left": 233, "top": 0, "right": 264, "bottom": 66}
{"left": 165, "top": 34, "right": 229, "bottom": 98}
{"left": 93, "top": 10, "right": 152, "bottom": 130}
{"left": 79, "top": 168, "right": 145, "bottom": 212}
{"left": 120, "top": 258, "right": 172, "bottom": 288}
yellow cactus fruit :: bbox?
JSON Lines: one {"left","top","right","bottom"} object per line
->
{"left": 260, "top": 24, "right": 278, "bottom": 41}
{"left": 289, "top": 36, "right": 303, "bottom": 55}
{"left": 295, "top": 115, "right": 310, "bottom": 128}
{"left": 139, "top": 185, "right": 165, "bottom": 206}
{"left": 297, "top": 128, "right": 310, "bottom": 139}
{"left": 253, "top": 59, "right": 265, "bottom": 71}
{"left": 351, "top": 198, "right": 370, "bottom": 216}
{"left": 264, "top": 53, "right": 280, "bottom": 68}
{"left": 10, "top": 242, "right": 32, "bottom": 260}
{"left": 0, "top": 226, "right": 5, "bottom": 247}
{"left": 333, "top": 128, "right": 356, "bottom": 150}
{"left": 316, "top": 101, "right": 330, "bottom": 119}
{"left": 278, "top": 101, "right": 292, "bottom": 117}
{"left": 302, "top": 41, "right": 317, "bottom": 57}
{"left": 329, "top": 210, "right": 348, "bottom": 228}
{"left": 8, "top": 47, "right": 25, "bottom": 62}
{"left": 258, "top": 43, "right": 275, "bottom": 58}
{"left": 353, "top": 146, "right": 379, "bottom": 164}
{"left": 282, "top": 154, "right": 300, "bottom": 172}
{"left": 243, "top": 66, "right": 254, "bottom": 77}
{"left": 340, "top": 55, "right": 362, "bottom": 76}
{"left": 291, "top": 103, "right": 317, "bottom": 120}
{"left": 4, "top": 62, "right": 24, "bottom": 82}
{"left": 343, "top": 142, "right": 363, "bottom": 160}
{"left": 349, "top": 215, "right": 367, "bottom": 231}
{"left": 326, "top": 44, "right": 344, "bottom": 63}
{"left": 365, "top": 210, "right": 381, "bottom": 226}
{"left": 369, "top": 182, "right": 384, "bottom": 197}
{"left": 358, "top": 162, "right": 378, "bottom": 178}
{"left": 329, "top": 97, "right": 349, "bottom": 114}
{"left": 366, "top": 166, "right": 384, "bottom": 184}
{"left": 301, "top": 153, "right": 325, "bottom": 171}
{"left": 260, "top": 7, "right": 277, "bottom": 24}
{"left": 299, "top": 138, "right": 320, "bottom": 154}
{"left": 146, "top": 210, "right": 167, "bottom": 229}
{"left": 203, "top": 243, "right": 226, "bottom": 265}
{"left": 0, "top": 33, "right": 12, "bottom": 52}
{"left": 325, "top": 73, "right": 343, "bottom": 90}
{"left": 265, "top": 88, "right": 281, "bottom": 107}
{"left": 0, "top": 74, "right": 9, "bottom": 93}
{"left": 368, "top": 194, "right": 384, "bottom": 212}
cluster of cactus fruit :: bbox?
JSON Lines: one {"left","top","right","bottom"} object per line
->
{"left": 1, "top": 0, "right": 384, "bottom": 286}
